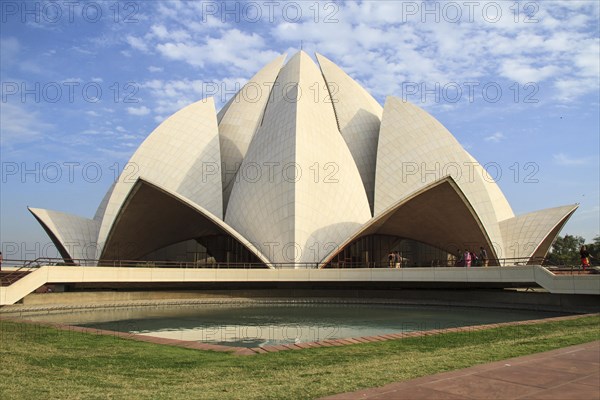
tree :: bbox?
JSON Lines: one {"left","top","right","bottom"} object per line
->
{"left": 546, "top": 234, "right": 585, "bottom": 265}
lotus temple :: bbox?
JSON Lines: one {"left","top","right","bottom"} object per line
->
{"left": 28, "top": 51, "right": 578, "bottom": 269}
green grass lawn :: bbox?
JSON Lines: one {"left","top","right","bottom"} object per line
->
{"left": 1, "top": 315, "right": 598, "bottom": 399}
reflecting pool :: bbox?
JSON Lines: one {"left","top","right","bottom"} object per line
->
{"left": 18, "top": 303, "right": 568, "bottom": 348}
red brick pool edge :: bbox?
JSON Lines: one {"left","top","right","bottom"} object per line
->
{"left": 1, "top": 313, "right": 597, "bottom": 356}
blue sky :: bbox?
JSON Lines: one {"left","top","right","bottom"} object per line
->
{"left": 1, "top": 0, "right": 599, "bottom": 260}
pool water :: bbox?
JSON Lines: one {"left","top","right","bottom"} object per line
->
{"left": 18, "top": 303, "right": 569, "bottom": 348}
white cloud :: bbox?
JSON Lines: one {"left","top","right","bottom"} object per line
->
{"left": 150, "top": 24, "right": 169, "bottom": 39}
{"left": 499, "top": 60, "right": 561, "bottom": 84}
{"left": 554, "top": 78, "right": 598, "bottom": 102}
{"left": 156, "top": 1, "right": 230, "bottom": 31}
{"left": 484, "top": 132, "right": 505, "bottom": 143}
{"left": 71, "top": 46, "right": 94, "bottom": 55}
{"left": 553, "top": 153, "right": 591, "bottom": 166}
{"left": 85, "top": 111, "right": 100, "bottom": 117}
{"left": 127, "top": 106, "right": 151, "bottom": 116}
{"left": 574, "top": 40, "right": 600, "bottom": 77}
{"left": 262, "top": 2, "right": 599, "bottom": 105}
{"left": 150, "top": 24, "right": 190, "bottom": 41}
{"left": 148, "top": 66, "right": 163, "bottom": 73}
{"left": 141, "top": 76, "right": 246, "bottom": 114}
{"left": 156, "top": 29, "right": 280, "bottom": 74}
{"left": 0, "top": 103, "right": 53, "bottom": 146}
{"left": 126, "top": 36, "right": 149, "bottom": 52}
{"left": 156, "top": 42, "right": 199, "bottom": 65}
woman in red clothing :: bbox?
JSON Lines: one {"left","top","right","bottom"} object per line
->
{"left": 580, "top": 245, "right": 593, "bottom": 270}
{"left": 463, "top": 249, "right": 472, "bottom": 267}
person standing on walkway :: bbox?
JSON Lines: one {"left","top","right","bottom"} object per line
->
{"left": 479, "top": 247, "right": 488, "bottom": 267}
{"left": 463, "top": 249, "right": 472, "bottom": 267}
{"left": 395, "top": 251, "right": 401, "bottom": 269}
{"left": 580, "top": 245, "right": 593, "bottom": 270}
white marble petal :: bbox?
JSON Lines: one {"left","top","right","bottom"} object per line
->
{"left": 500, "top": 204, "right": 578, "bottom": 260}
{"left": 97, "top": 98, "right": 222, "bottom": 256}
{"left": 316, "top": 53, "right": 383, "bottom": 214}
{"left": 375, "top": 96, "right": 505, "bottom": 257}
{"left": 218, "top": 54, "right": 287, "bottom": 213}
{"left": 226, "top": 52, "right": 371, "bottom": 265}
{"left": 29, "top": 207, "right": 100, "bottom": 261}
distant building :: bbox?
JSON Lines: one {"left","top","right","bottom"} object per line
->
{"left": 30, "top": 52, "right": 577, "bottom": 268}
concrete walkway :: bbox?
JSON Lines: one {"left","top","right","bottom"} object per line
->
{"left": 3, "top": 265, "right": 600, "bottom": 305}
{"left": 322, "top": 341, "right": 600, "bottom": 400}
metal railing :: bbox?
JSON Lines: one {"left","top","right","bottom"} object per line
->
{"left": 0, "top": 257, "right": 49, "bottom": 285}
{"left": 327, "top": 256, "right": 551, "bottom": 269}
{"left": 0, "top": 255, "right": 583, "bottom": 271}
{"left": 541, "top": 262, "right": 599, "bottom": 275}
{"left": 0, "top": 257, "right": 319, "bottom": 270}
{"left": 1, "top": 256, "right": 597, "bottom": 287}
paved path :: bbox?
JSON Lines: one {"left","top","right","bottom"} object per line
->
{"left": 322, "top": 341, "right": 600, "bottom": 400}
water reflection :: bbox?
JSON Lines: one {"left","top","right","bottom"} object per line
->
{"left": 16, "top": 304, "right": 568, "bottom": 348}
